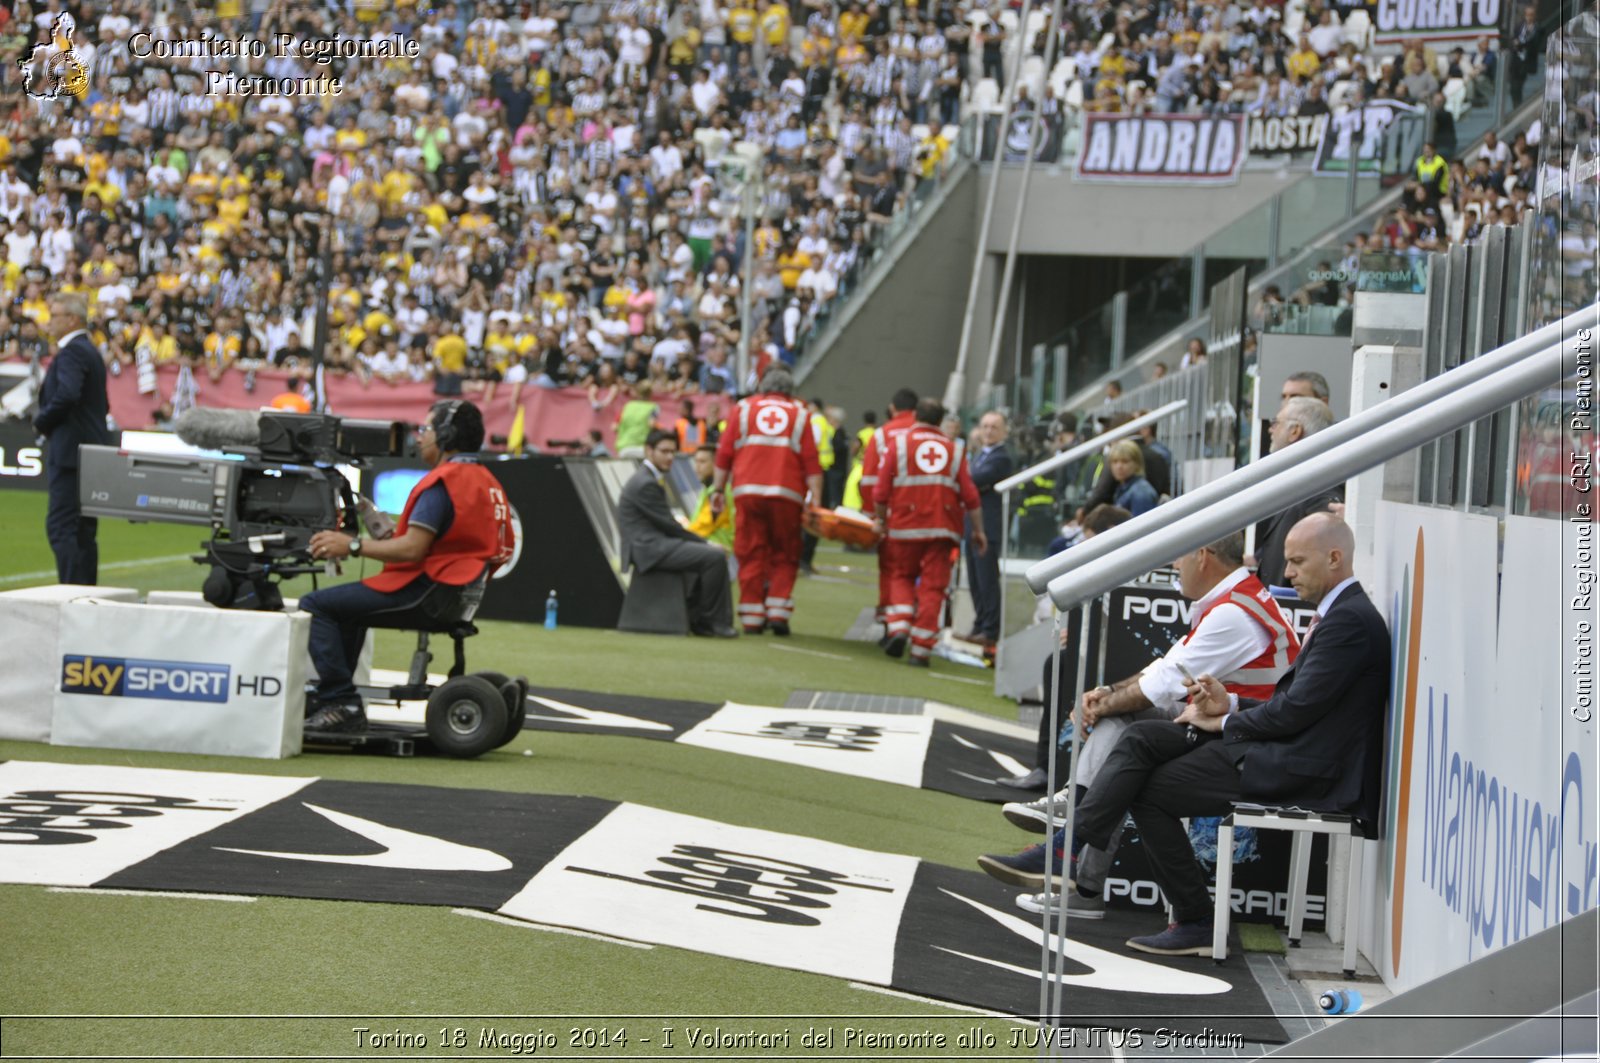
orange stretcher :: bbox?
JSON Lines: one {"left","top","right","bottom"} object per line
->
{"left": 803, "top": 506, "right": 882, "bottom": 548}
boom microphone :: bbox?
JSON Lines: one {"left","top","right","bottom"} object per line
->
{"left": 175, "top": 407, "right": 263, "bottom": 451}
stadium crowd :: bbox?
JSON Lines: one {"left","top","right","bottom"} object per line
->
{"left": 0, "top": 0, "right": 976, "bottom": 427}
{"left": 0, "top": 0, "right": 1556, "bottom": 448}
{"left": 1001, "top": 0, "right": 1509, "bottom": 123}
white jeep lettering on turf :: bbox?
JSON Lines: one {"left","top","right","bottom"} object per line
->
{"left": 499, "top": 804, "right": 916, "bottom": 983}
{"left": 678, "top": 704, "right": 932, "bottom": 786}
{"left": 0, "top": 761, "right": 312, "bottom": 886}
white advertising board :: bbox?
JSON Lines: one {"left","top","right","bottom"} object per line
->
{"left": 53, "top": 599, "right": 309, "bottom": 759}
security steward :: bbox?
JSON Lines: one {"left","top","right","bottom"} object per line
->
{"left": 300, "top": 400, "right": 515, "bottom": 733}
{"left": 710, "top": 367, "right": 822, "bottom": 635}
{"left": 858, "top": 387, "right": 917, "bottom": 630}
{"left": 873, "top": 398, "right": 986, "bottom": 665}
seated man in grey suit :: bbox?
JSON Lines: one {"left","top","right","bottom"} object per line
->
{"left": 619, "top": 429, "right": 737, "bottom": 637}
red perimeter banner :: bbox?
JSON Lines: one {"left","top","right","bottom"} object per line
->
{"left": 104, "top": 365, "right": 731, "bottom": 451}
{"left": 1075, "top": 113, "right": 1247, "bottom": 185}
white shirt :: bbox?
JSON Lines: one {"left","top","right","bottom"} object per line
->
{"left": 4, "top": 231, "right": 37, "bottom": 266}
{"left": 690, "top": 78, "right": 721, "bottom": 116}
{"left": 1138, "top": 568, "right": 1274, "bottom": 713}
{"left": 650, "top": 143, "right": 683, "bottom": 182}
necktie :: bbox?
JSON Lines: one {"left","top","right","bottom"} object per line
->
{"left": 1303, "top": 612, "right": 1321, "bottom": 645}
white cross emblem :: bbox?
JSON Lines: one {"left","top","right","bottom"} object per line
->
{"left": 755, "top": 406, "right": 790, "bottom": 436}
{"left": 914, "top": 440, "right": 949, "bottom": 474}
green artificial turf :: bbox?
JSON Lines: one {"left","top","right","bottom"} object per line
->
{"left": 0, "top": 488, "right": 1039, "bottom": 1049}
{"left": 1, "top": 886, "right": 1026, "bottom": 1059}
{"left": 1236, "top": 922, "right": 1289, "bottom": 955}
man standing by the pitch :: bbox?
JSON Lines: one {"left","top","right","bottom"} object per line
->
{"left": 34, "top": 292, "right": 111, "bottom": 585}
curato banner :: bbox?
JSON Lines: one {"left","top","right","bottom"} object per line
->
{"left": 53, "top": 600, "right": 310, "bottom": 758}
{"left": 1076, "top": 113, "right": 1247, "bottom": 184}
{"left": 1374, "top": 0, "right": 1501, "bottom": 41}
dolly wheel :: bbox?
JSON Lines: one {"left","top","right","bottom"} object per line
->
{"left": 425, "top": 675, "right": 508, "bottom": 758}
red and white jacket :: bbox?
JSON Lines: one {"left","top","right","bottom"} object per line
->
{"left": 365, "top": 461, "right": 515, "bottom": 592}
{"left": 873, "top": 423, "right": 981, "bottom": 542}
{"left": 713, "top": 392, "right": 822, "bottom": 505}
{"left": 1183, "top": 573, "right": 1299, "bottom": 700}
{"left": 858, "top": 409, "right": 916, "bottom": 495}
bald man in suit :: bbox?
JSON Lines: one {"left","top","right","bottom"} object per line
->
{"left": 1069, "top": 514, "right": 1389, "bottom": 957}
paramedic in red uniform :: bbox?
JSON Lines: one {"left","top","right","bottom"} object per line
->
{"left": 858, "top": 387, "right": 918, "bottom": 634}
{"left": 300, "top": 401, "right": 515, "bottom": 733}
{"left": 872, "top": 398, "right": 986, "bottom": 666}
{"left": 711, "top": 367, "right": 823, "bottom": 635}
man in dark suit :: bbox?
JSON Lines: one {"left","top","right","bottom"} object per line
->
{"left": 619, "top": 429, "right": 736, "bottom": 637}
{"left": 963, "top": 410, "right": 1013, "bottom": 647}
{"left": 1068, "top": 513, "right": 1389, "bottom": 956}
{"left": 1254, "top": 396, "right": 1341, "bottom": 587}
{"left": 33, "top": 292, "right": 112, "bottom": 585}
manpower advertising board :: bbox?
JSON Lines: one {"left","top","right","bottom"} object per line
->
{"left": 1378, "top": 503, "right": 1597, "bottom": 991}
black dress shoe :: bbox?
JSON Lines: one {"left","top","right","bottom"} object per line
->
{"left": 995, "top": 767, "right": 1050, "bottom": 791}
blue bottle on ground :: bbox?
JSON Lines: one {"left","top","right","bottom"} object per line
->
{"left": 544, "top": 590, "right": 558, "bottom": 630}
{"left": 1318, "top": 988, "right": 1363, "bottom": 1015}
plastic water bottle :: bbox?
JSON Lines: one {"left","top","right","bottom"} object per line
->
{"left": 1318, "top": 988, "right": 1363, "bottom": 1015}
{"left": 544, "top": 590, "right": 558, "bottom": 630}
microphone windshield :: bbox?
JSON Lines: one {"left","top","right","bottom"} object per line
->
{"left": 174, "top": 407, "right": 263, "bottom": 451}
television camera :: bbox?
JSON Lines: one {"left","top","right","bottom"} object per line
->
{"left": 79, "top": 409, "right": 412, "bottom": 611}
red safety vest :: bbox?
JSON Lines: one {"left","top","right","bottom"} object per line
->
{"left": 859, "top": 410, "right": 915, "bottom": 494}
{"left": 874, "top": 424, "right": 981, "bottom": 542}
{"left": 713, "top": 392, "right": 821, "bottom": 504}
{"left": 1183, "top": 573, "right": 1300, "bottom": 700}
{"left": 365, "top": 461, "right": 515, "bottom": 592}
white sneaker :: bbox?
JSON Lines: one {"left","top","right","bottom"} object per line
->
{"left": 1016, "top": 888, "right": 1105, "bottom": 919}
{"left": 1002, "top": 789, "right": 1072, "bottom": 834}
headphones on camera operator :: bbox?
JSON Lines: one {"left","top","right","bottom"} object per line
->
{"left": 426, "top": 399, "right": 482, "bottom": 455}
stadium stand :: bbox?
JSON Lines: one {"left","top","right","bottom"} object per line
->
{"left": 0, "top": 0, "right": 977, "bottom": 432}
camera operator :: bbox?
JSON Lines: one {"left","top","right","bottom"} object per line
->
{"left": 300, "top": 400, "right": 514, "bottom": 733}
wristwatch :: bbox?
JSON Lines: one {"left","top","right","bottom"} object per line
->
{"left": 348, "top": 537, "right": 363, "bottom": 557}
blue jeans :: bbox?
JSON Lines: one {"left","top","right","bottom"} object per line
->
{"left": 299, "top": 577, "right": 442, "bottom": 705}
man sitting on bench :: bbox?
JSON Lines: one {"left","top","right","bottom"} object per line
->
{"left": 618, "top": 429, "right": 737, "bottom": 637}
{"left": 1072, "top": 514, "right": 1389, "bottom": 957}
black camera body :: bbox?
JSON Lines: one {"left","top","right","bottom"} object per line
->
{"left": 80, "top": 411, "right": 412, "bottom": 611}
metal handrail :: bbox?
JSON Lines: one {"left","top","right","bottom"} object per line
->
{"left": 1025, "top": 304, "right": 1600, "bottom": 595}
{"left": 1043, "top": 305, "right": 1595, "bottom": 610}
{"left": 995, "top": 399, "right": 1188, "bottom": 493}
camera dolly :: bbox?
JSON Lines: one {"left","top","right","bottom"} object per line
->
{"left": 303, "top": 575, "right": 527, "bottom": 760}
